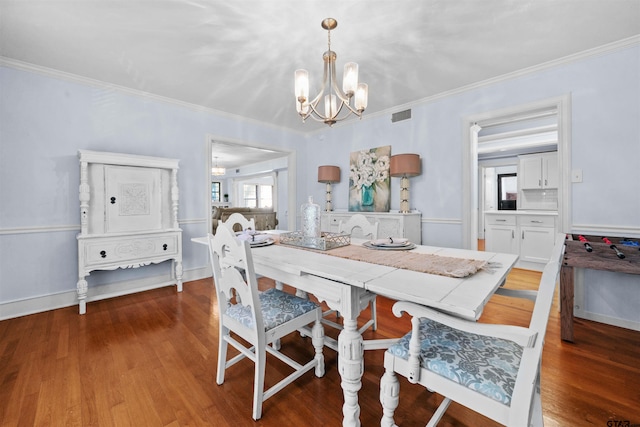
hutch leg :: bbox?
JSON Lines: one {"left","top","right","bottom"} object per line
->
{"left": 174, "top": 259, "right": 183, "bottom": 292}
{"left": 560, "top": 265, "right": 574, "bottom": 342}
{"left": 77, "top": 277, "right": 88, "bottom": 315}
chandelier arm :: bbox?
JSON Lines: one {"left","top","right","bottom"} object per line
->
{"left": 328, "top": 65, "right": 350, "bottom": 105}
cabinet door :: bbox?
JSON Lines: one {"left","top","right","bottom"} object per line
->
{"left": 542, "top": 154, "right": 558, "bottom": 189}
{"left": 485, "top": 225, "right": 517, "bottom": 255}
{"left": 519, "top": 226, "right": 555, "bottom": 263}
{"left": 105, "top": 166, "right": 162, "bottom": 233}
{"left": 519, "top": 157, "right": 542, "bottom": 189}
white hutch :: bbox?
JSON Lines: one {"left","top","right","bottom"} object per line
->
{"left": 76, "top": 150, "right": 183, "bottom": 314}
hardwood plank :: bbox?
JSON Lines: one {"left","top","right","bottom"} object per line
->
{"left": 1, "top": 269, "right": 639, "bottom": 426}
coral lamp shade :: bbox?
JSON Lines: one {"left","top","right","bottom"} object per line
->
{"left": 318, "top": 165, "right": 341, "bottom": 183}
{"left": 390, "top": 154, "right": 421, "bottom": 177}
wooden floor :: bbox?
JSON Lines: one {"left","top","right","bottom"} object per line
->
{"left": 2, "top": 269, "right": 639, "bottom": 426}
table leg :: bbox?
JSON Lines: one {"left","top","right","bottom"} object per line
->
{"left": 560, "top": 265, "right": 574, "bottom": 342}
{"left": 338, "top": 318, "right": 363, "bottom": 427}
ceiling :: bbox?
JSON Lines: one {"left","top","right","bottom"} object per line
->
{"left": 2, "top": 0, "right": 639, "bottom": 166}
{"left": 211, "top": 140, "right": 286, "bottom": 169}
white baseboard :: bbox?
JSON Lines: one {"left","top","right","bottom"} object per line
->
{"left": 574, "top": 310, "right": 640, "bottom": 333}
{"left": 0, "top": 267, "right": 211, "bottom": 321}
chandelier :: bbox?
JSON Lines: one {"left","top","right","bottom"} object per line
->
{"left": 294, "top": 18, "right": 368, "bottom": 126}
{"left": 211, "top": 157, "right": 226, "bottom": 176}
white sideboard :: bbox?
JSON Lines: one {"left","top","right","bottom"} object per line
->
{"left": 484, "top": 210, "right": 557, "bottom": 271}
{"left": 76, "top": 150, "right": 183, "bottom": 314}
{"left": 321, "top": 211, "right": 422, "bottom": 244}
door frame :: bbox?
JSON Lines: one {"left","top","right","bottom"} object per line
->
{"left": 205, "top": 134, "right": 296, "bottom": 233}
{"left": 461, "top": 95, "right": 571, "bottom": 249}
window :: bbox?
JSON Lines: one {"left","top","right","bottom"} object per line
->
{"left": 243, "top": 184, "right": 273, "bottom": 208}
{"left": 211, "top": 182, "right": 221, "bottom": 203}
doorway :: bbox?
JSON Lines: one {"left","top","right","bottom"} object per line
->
{"left": 205, "top": 135, "right": 296, "bottom": 233}
{"left": 462, "top": 95, "right": 571, "bottom": 250}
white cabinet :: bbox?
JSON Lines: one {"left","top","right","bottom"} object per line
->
{"left": 518, "top": 215, "right": 557, "bottom": 264}
{"left": 77, "top": 150, "right": 182, "bottom": 314}
{"left": 484, "top": 211, "right": 556, "bottom": 270}
{"left": 519, "top": 152, "right": 558, "bottom": 190}
{"left": 321, "top": 211, "right": 422, "bottom": 244}
{"left": 484, "top": 214, "right": 517, "bottom": 255}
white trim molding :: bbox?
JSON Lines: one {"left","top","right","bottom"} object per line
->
{"left": 421, "top": 217, "right": 462, "bottom": 225}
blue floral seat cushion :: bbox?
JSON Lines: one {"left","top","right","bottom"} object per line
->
{"left": 226, "top": 288, "right": 320, "bottom": 331}
{"left": 387, "top": 318, "right": 523, "bottom": 406}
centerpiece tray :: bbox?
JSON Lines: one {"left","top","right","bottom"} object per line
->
{"left": 279, "top": 231, "right": 350, "bottom": 251}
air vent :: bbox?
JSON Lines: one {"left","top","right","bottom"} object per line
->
{"left": 391, "top": 109, "right": 412, "bottom": 123}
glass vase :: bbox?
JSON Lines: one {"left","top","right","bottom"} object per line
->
{"left": 301, "top": 196, "right": 321, "bottom": 237}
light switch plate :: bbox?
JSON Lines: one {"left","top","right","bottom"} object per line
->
{"left": 571, "top": 169, "right": 583, "bottom": 183}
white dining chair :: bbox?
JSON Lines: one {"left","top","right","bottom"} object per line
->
{"left": 380, "top": 233, "right": 566, "bottom": 427}
{"left": 223, "top": 212, "right": 256, "bottom": 232}
{"left": 207, "top": 225, "right": 325, "bottom": 420}
{"left": 332, "top": 213, "right": 380, "bottom": 334}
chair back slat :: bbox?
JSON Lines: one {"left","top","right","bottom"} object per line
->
{"left": 224, "top": 212, "right": 256, "bottom": 232}
{"left": 208, "top": 225, "right": 263, "bottom": 334}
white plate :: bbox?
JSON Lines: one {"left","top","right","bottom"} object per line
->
{"left": 250, "top": 238, "right": 275, "bottom": 248}
{"left": 363, "top": 241, "right": 416, "bottom": 251}
{"left": 370, "top": 238, "right": 411, "bottom": 247}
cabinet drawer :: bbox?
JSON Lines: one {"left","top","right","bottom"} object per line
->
{"left": 84, "top": 234, "right": 179, "bottom": 265}
{"left": 485, "top": 214, "right": 516, "bottom": 226}
{"left": 519, "top": 215, "right": 555, "bottom": 228}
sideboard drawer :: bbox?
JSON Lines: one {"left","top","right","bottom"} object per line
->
{"left": 83, "top": 234, "right": 179, "bottom": 266}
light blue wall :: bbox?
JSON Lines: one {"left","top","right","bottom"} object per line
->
{"left": 1, "top": 42, "right": 639, "bottom": 325}
{"left": 303, "top": 45, "right": 640, "bottom": 249}
{"left": 0, "top": 65, "right": 306, "bottom": 306}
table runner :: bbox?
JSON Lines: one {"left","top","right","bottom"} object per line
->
{"left": 279, "top": 242, "right": 491, "bottom": 278}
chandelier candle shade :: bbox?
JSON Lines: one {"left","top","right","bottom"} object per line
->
{"left": 390, "top": 154, "right": 421, "bottom": 213}
{"left": 318, "top": 165, "right": 340, "bottom": 211}
{"left": 295, "top": 18, "right": 368, "bottom": 126}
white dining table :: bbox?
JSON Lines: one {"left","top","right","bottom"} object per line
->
{"left": 192, "top": 235, "right": 518, "bottom": 427}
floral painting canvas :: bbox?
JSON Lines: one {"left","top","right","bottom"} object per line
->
{"left": 349, "top": 145, "right": 391, "bottom": 212}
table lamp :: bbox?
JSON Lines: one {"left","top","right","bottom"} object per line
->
{"left": 317, "top": 165, "right": 340, "bottom": 211}
{"left": 390, "top": 154, "right": 421, "bottom": 213}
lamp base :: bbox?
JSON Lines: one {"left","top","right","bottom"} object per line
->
{"left": 325, "top": 182, "right": 333, "bottom": 211}
{"left": 399, "top": 176, "right": 410, "bottom": 213}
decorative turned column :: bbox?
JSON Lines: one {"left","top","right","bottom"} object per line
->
{"left": 380, "top": 370, "right": 400, "bottom": 427}
{"left": 171, "top": 168, "right": 179, "bottom": 229}
{"left": 79, "top": 161, "right": 90, "bottom": 235}
{"left": 338, "top": 318, "right": 364, "bottom": 427}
